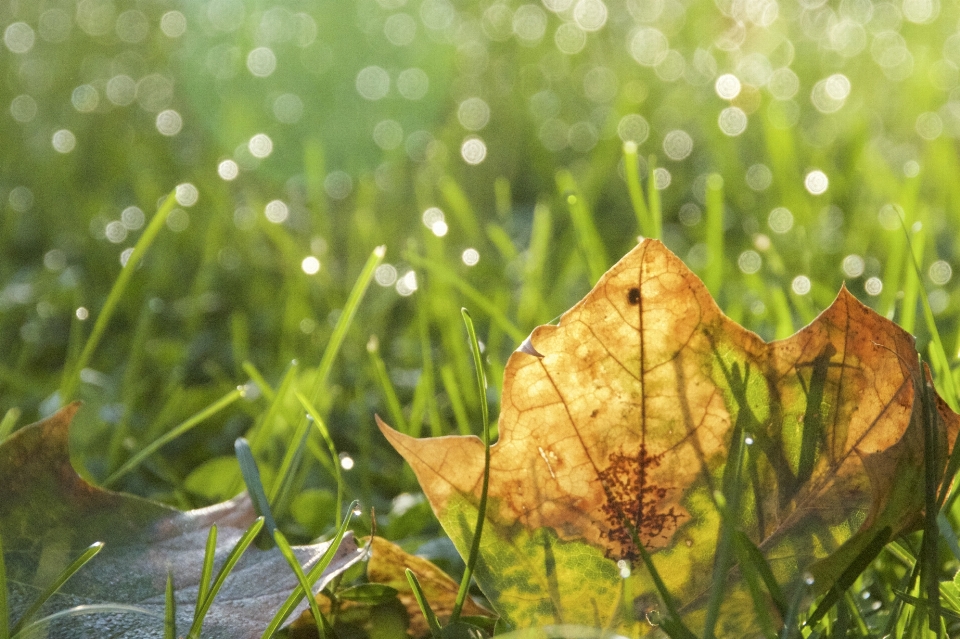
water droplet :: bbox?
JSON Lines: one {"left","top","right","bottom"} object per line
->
{"left": 804, "top": 573, "right": 815, "bottom": 585}
{"left": 352, "top": 505, "right": 363, "bottom": 517}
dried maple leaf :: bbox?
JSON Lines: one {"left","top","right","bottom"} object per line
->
{"left": 0, "top": 403, "right": 364, "bottom": 638}
{"left": 379, "top": 239, "right": 960, "bottom": 634}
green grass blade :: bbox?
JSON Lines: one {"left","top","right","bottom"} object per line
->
{"left": 440, "top": 364, "right": 471, "bottom": 436}
{"left": 0, "top": 532, "right": 8, "bottom": 639}
{"left": 646, "top": 155, "right": 662, "bottom": 240}
{"left": 920, "top": 366, "right": 943, "bottom": 634}
{"left": 367, "top": 336, "right": 409, "bottom": 434}
{"left": 450, "top": 309, "right": 491, "bottom": 624}
{"left": 264, "top": 412, "right": 312, "bottom": 509}
{"left": 310, "top": 245, "right": 385, "bottom": 406}
{"left": 259, "top": 500, "right": 357, "bottom": 638}
{"left": 704, "top": 173, "right": 725, "bottom": 299}
{"left": 103, "top": 385, "right": 245, "bottom": 487}
{"left": 242, "top": 361, "right": 277, "bottom": 404}
{"left": 296, "top": 392, "right": 344, "bottom": 523}
{"left": 272, "top": 530, "right": 335, "bottom": 638}
{"left": 186, "top": 517, "right": 264, "bottom": 639}
{"left": 0, "top": 408, "right": 20, "bottom": 444}
{"left": 623, "top": 142, "right": 652, "bottom": 236}
{"left": 405, "top": 569, "right": 442, "bottom": 637}
{"left": 249, "top": 360, "right": 299, "bottom": 454}
{"left": 13, "top": 604, "right": 162, "bottom": 638}
{"left": 899, "top": 223, "right": 925, "bottom": 335}
{"left": 165, "top": 571, "right": 176, "bottom": 639}
{"left": 556, "top": 169, "right": 608, "bottom": 284}
{"left": 402, "top": 251, "right": 525, "bottom": 343}
{"left": 235, "top": 438, "right": 279, "bottom": 549}
{"left": 9, "top": 542, "right": 104, "bottom": 637}
{"left": 195, "top": 526, "right": 217, "bottom": 623}
{"left": 60, "top": 191, "right": 178, "bottom": 401}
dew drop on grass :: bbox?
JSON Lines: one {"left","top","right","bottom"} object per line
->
{"left": 301, "top": 256, "right": 320, "bottom": 275}
{"left": 375, "top": 264, "right": 398, "bottom": 286}
{"left": 768, "top": 207, "right": 793, "bottom": 233}
{"left": 929, "top": 260, "right": 953, "bottom": 285}
{"left": 842, "top": 254, "right": 865, "bottom": 277}
{"left": 737, "top": 250, "right": 761, "bottom": 274}
{"left": 791, "top": 275, "right": 811, "bottom": 295}
{"left": 461, "top": 137, "right": 487, "bottom": 164}
{"left": 175, "top": 183, "right": 199, "bottom": 206}
{"left": 160, "top": 10, "right": 187, "bottom": 37}
{"left": 865, "top": 276, "right": 883, "bottom": 296}
{"left": 352, "top": 504, "right": 363, "bottom": 517}
{"left": 218, "top": 159, "right": 239, "bottom": 180}
{"left": 804, "top": 170, "right": 829, "bottom": 195}
{"left": 745, "top": 163, "right": 772, "bottom": 191}
{"left": 52, "top": 129, "right": 76, "bottom": 153}
{"left": 714, "top": 73, "right": 741, "bottom": 100}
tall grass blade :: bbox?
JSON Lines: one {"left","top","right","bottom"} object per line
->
{"left": 0, "top": 408, "right": 20, "bottom": 444}
{"left": 264, "top": 410, "right": 312, "bottom": 514}
{"left": 242, "top": 361, "right": 276, "bottom": 403}
{"left": 450, "top": 309, "right": 491, "bottom": 624}
{"left": 249, "top": 360, "right": 299, "bottom": 454}
{"left": 919, "top": 364, "right": 943, "bottom": 634}
{"left": 195, "top": 526, "right": 217, "bottom": 623}
{"left": 259, "top": 500, "right": 357, "bottom": 638}
{"left": 296, "top": 392, "right": 344, "bottom": 521}
{"left": 310, "top": 245, "right": 385, "bottom": 406}
{"left": 623, "top": 142, "right": 652, "bottom": 236}
{"left": 556, "top": 170, "right": 608, "bottom": 285}
{"left": 235, "top": 438, "right": 279, "bottom": 549}
{"left": 14, "top": 604, "right": 161, "bottom": 638}
{"left": 272, "top": 530, "right": 335, "bottom": 638}
{"left": 164, "top": 572, "right": 176, "bottom": 639}
{"left": 103, "top": 385, "right": 245, "bottom": 487}
{"left": 367, "top": 336, "right": 409, "bottom": 433}
{"left": 704, "top": 174, "right": 725, "bottom": 299}
{"left": 60, "top": 191, "right": 178, "bottom": 401}
{"left": 9, "top": 542, "right": 104, "bottom": 637}
{"left": 403, "top": 251, "right": 525, "bottom": 343}
{"left": 646, "top": 155, "right": 662, "bottom": 240}
{"left": 0, "top": 532, "right": 8, "bottom": 639}
{"left": 405, "top": 569, "right": 442, "bottom": 637}
{"left": 186, "top": 517, "right": 264, "bottom": 639}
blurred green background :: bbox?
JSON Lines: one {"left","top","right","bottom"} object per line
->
{"left": 2, "top": 0, "right": 960, "bottom": 550}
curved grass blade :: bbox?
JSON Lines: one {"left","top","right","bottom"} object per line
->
{"left": 311, "top": 245, "right": 385, "bottom": 405}
{"left": 296, "top": 392, "right": 343, "bottom": 523}
{"left": 402, "top": 251, "right": 525, "bottom": 343}
{"left": 406, "top": 569, "right": 442, "bottom": 637}
{"left": 235, "top": 438, "right": 279, "bottom": 549}
{"left": 14, "top": 604, "right": 162, "bottom": 639}
{"left": 165, "top": 571, "right": 176, "bottom": 639}
{"left": 185, "top": 517, "right": 264, "bottom": 639}
{"left": 449, "top": 309, "right": 491, "bottom": 624}
{"left": 61, "top": 191, "right": 178, "bottom": 401}
{"left": 259, "top": 500, "right": 357, "bottom": 638}
{"left": 9, "top": 541, "right": 104, "bottom": 637}
{"left": 0, "top": 533, "right": 8, "bottom": 639}
{"left": 195, "top": 526, "right": 217, "bottom": 623}
{"left": 103, "top": 385, "right": 245, "bottom": 487}
{"left": 249, "top": 360, "right": 299, "bottom": 454}
{"left": 623, "top": 142, "right": 652, "bottom": 238}
{"left": 265, "top": 412, "right": 312, "bottom": 517}
{"left": 273, "top": 530, "right": 335, "bottom": 638}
